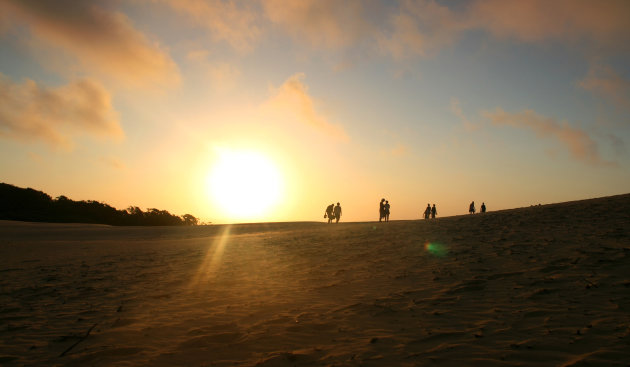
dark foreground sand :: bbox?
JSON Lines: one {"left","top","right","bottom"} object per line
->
{"left": 1, "top": 195, "right": 629, "bottom": 366}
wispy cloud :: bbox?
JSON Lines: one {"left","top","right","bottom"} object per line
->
{"left": 259, "top": 0, "right": 630, "bottom": 71}
{"left": 378, "top": 0, "right": 463, "bottom": 60}
{"left": 263, "top": 0, "right": 370, "bottom": 50}
{"left": 482, "top": 108, "right": 612, "bottom": 166}
{"left": 378, "top": 0, "right": 630, "bottom": 62}
{"left": 6, "top": 0, "right": 624, "bottom": 79}
{"left": 450, "top": 98, "right": 480, "bottom": 131}
{"left": 186, "top": 50, "right": 241, "bottom": 90}
{"left": 468, "top": 0, "right": 630, "bottom": 49}
{"left": 0, "top": 73, "right": 123, "bottom": 149}
{"left": 0, "top": 7, "right": 11, "bottom": 34}
{"left": 0, "top": 1, "right": 180, "bottom": 89}
{"left": 285, "top": 0, "right": 630, "bottom": 59}
{"left": 157, "top": 0, "right": 261, "bottom": 53}
{"left": 578, "top": 65, "right": 630, "bottom": 111}
{"left": 262, "top": 73, "right": 348, "bottom": 141}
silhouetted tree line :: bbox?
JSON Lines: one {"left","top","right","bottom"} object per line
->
{"left": 0, "top": 183, "right": 199, "bottom": 226}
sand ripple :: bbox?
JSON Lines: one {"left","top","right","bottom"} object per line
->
{"left": 1, "top": 194, "right": 629, "bottom": 366}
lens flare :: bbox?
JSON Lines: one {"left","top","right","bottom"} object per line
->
{"left": 190, "top": 225, "right": 231, "bottom": 289}
{"left": 424, "top": 242, "right": 448, "bottom": 257}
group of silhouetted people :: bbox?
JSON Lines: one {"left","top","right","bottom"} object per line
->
{"left": 324, "top": 202, "right": 342, "bottom": 223}
{"left": 423, "top": 203, "right": 437, "bottom": 219}
{"left": 323, "top": 199, "right": 487, "bottom": 223}
{"left": 379, "top": 198, "right": 390, "bottom": 222}
{"left": 469, "top": 201, "right": 486, "bottom": 214}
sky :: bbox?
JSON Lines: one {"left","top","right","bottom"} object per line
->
{"left": 1, "top": 0, "right": 629, "bottom": 224}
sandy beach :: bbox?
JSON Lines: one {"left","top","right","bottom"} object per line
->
{"left": 1, "top": 194, "right": 629, "bottom": 366}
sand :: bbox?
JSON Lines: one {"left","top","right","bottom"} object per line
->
{"left": 1, "top": 194, "right": 629, "bottom": 366}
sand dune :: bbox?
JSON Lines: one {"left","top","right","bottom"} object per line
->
{"left": 1, "top": 194, "right": 629, "bottom": 366}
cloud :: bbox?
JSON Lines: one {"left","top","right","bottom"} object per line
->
{"left": 260, "top": 0, "right": 630, "bottom": 66}
{"left": 186, "top": 50, "right": 241, "bottom": 90}
{"left": 263, "top": 73, "right": 348, "bottom": 141}
{"left": 482, "top": 108, "right": 611, "bottom": 166}
{"left": 378, "top": 0, "right": 463, "bottom": 60}
{"left": 157, "top": 0, "right": 261, "bottom": 53}
{"left": 186, "top": 49, "right": 210, "bottom": 64}
{"left": 468, "top": 0, "right": 630, "bottom": 48}
{"left": 263, "top": 0, "right": 370, "bottom": 50}
{"left": 378, "top": 0, "right": 630, "bottom": 62}
{"left": 0, "top": 1, "right": 179, "bottom": 89}
{"left": 0, "top": 73, "right": 123, "bottom": 149}
{"left": 0, "top": 7, "right": 11, "bottom": 34}
{"left": 450, "top": 98, "right": 480, "bottom": 131}
{"left": 578, "top": 65, "right": 630, "bottom": 111}
{"left": 203, "top": 62, "right": 241, "bottom": 90}
{"left": 262, "top": 0, "right": 630, "bottom": 59}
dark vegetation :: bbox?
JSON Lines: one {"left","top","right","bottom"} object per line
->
{"left": 0, "top": 183, "right": 199, "bottom": 226}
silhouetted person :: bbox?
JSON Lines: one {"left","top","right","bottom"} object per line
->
{"left": 384, "top": 200, "right": 390, "bottom": 222}
{"left": 334, "top": 202, "right": 342, "bottom": 223}
{"left": 379, "top": 198, "right": 385, "bottom": 222}
{"left": 325, "top": 203, "right": 334, "bottom": 223}
{"left": 481, "top": 202, "right": 486, "bottom": 213}
{"left": 431, "top": 204, "right": 437, "bottom": 219}
{"left": 424, "top": 204, "right": 431, "bottom": 219}
{"left": 469, "top": 201, "right": 475, "bottom": 214}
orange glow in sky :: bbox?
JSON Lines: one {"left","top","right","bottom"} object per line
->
{"left": 0, "top": 1, "right": 629, "bottom": 224}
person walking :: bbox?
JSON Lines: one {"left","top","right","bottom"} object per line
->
{"left": 469, "top": 201, "right": 475, "bottom": 214}
{"left": 424, "top": 204, "right": 431, "bottom": 219}
{"left": 334, "top": 202, "right": 342, "bottom": 223}
{"left": 325, "top": 203, "right": 334, "bottom": 223}
{"left": 431, "top": 204, "right": 437, "bottom": 219}
{"left": 384, "top": 200, "right": 391, "bottom": 222}
{"left": 481, "top": 202, "right": 486, "bottom": 213}
{"left": 379, "top": 198, "right": 385, "bottom": 222}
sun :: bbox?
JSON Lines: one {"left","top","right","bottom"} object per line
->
{"left": 207, "top": 149, "right": 283, "bottom": 221}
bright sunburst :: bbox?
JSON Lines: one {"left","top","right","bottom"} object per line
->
{"left": 207, "top": 149, "right": 283, "bottom": 220}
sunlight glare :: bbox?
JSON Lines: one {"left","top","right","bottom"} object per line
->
{"left": 207, "top": 149, "right": 283, "bottom": 220}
